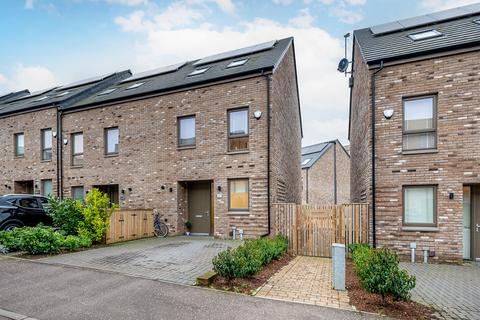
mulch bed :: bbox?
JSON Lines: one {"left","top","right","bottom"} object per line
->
{"left": 6, "top": 243, "right": 108, "bottom": 260}
{"left": 346, "top": 261, "right": 436, "bottom": 319}
{"left": 205, "top": 253, "right": 294, "bottom": 294}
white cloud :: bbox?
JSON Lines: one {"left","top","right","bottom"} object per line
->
{"left": 272, "top": 0, "right": 294, "bottom": 5}
{"left": 114, "top": 7, "right": 350, "bottom": 145}
{"left": 420, "top": 0, "right": 479, "bottom": 10}
{"left": 329, "top": 5, "right": 363, "bottom": 24}
{"left": 288, "top": 8, "right": 314, "bottom": 28}
{"left": 105, "top": 0, "right": 148, "bottom": 5}
{"left": 0, "top": 65, "right": 58, "bottom": 94}
{"left": 25, "top": 0, "right": 35, "bottom": 9}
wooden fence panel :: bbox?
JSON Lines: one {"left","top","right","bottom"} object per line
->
{"left": 273, "top": 203, "right": 369, "bottom": 258}
{"left": 106, "top": 209, "right": 154, "bottom": 244}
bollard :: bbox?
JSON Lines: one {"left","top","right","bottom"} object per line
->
{"left": 410, "top": 242, "right": 416, "bottom": 263}
{"left": 232, "top": 227, "right": 237, "bottom": 240}
{"left": 423, "top": 247, "right": 429, "bottom": 263}
{"left": 238, "top": 229, "right": 244, "bottom": 240}
{"left": 332, "top": 243, "right": 346, "bottom": 291}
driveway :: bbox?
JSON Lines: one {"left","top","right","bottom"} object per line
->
{"left": 40, "top": 236, "right": 240, "bottom": 285}
{"left": 401, "top": 262, "right": 480, "bottom": 320}
{"left": 0, "top": 257, "right": 377, "bottom": 320}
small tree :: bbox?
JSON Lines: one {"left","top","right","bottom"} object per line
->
{"left": 78, "top": 188, "right": 117, "bottom": 242}
{"left": 47, "top": 196, "right": 84, "bottom": 236}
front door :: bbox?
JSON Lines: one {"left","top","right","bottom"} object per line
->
{"left": 474, "top": 187, "right": 480, "bottom": 261}
{"left": 188, "top": 181, "right": 212, "bottom": 235}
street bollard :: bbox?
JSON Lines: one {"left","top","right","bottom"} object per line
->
{"left": 332, "top": 243, "right": 346, "bottom": 291}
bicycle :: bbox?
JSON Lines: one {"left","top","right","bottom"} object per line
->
{"left": 153, "top": 209, "right": 169, "bottom": 237}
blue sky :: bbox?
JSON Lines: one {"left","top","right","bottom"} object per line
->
{"left": 0, "top": 0, "right": 476, "bottom": 145}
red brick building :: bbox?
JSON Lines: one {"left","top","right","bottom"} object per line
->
{"left": 349, "top": 4, "right": 480, "bottom": 261}
{"left": 0, "top": 38, "right": 302, "bottom": 238}
{"left": 301, "top": 140, "right": 350, "bottom": 204}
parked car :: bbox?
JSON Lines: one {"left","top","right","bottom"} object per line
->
{"left": 0, "top": 194, "right": 52, "bottom": 231}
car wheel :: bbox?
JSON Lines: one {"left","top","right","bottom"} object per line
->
{"left": 1, "top": 221, "right": 24, "bottom": 231}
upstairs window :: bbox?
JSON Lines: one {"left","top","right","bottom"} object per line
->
{"left": 14, "top": 133, "right": 25, "bottom": 157}
{"left": 408, "top": 29, "right": 442, "bottom": 41}
{"left": 403, "top": 96, "right": 436, "bottom": 151}
{"left": 41, "top": 128, "right": 52, "bottom": 161}
{"left": 228, "top": 108, "right": 249, "bottom": 152}
{"left": 178, "top": 115, "right": 196, "bottom": 148}
{"left": 72, "top": 132, "right": 84, "bottom": 166}
{"left": 105, "top": 127, "right": 119, "bottom": 155}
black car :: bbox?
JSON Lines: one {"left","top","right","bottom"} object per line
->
{"left": 0, "top": 194, "right": 52, "bottom": 231}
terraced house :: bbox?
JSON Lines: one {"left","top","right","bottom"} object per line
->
{"left": 350, "top": 4, "right": 480, "bottom": 261}
{"left": 0, "top": 37, "right": 302, "bottom": 238}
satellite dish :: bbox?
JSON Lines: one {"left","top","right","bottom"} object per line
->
{"left": 337, "top": 58, "right": 349, "bottom": 73}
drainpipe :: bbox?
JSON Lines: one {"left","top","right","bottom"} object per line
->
{"left": 333, "top": 141, "right": 337, "bottom": 205}
{"left": 56, "top": 108, "right": 64, "bottom": 200}
{"left": 371, "top": 61, "right": 384, "bottom": 248}
{"left": 265, "top": 74, "right": 272, "bottom": 236}
{"left": 306, "top": 168, "right": 309, "bottom": 204}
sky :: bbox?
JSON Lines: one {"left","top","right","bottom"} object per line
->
{"left": 0, "top": 0, "right": 478, "bottom": 146}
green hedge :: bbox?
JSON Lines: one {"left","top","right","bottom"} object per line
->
{"left": 212, "top": 235, "right": 288, "bottom": 280}
{"left": 350, "top": 244, "right": 416, "bottom": 301}
{"left": 0, "top": 226, "right": 92, "bottom": 255}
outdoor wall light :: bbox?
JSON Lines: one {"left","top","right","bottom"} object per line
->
{"left": 161, "top": 185, "right": 166, "bottom": 190}
{"left": 169, "top": 187, "right": 173, "bottom": 192}
{"left": 254, "top": 110, "right": 262, "bottom": 119}
{"left": 63, "top": 138, "right": 68, "bottom": 145}
{"left": 383, "top": 109, "right": 394, "bottom": 119}
{"left": 121, "top": 189, "right": 125, "bottom": 194}
{"left": 128, "top": 187, "right": 132, "bottom": 192}
{"left": 52, "top": 131, "right": 57, "bottom": 138}
{"left": 449, "top": 192, "right": 454, "bottom": 200}
{"left": 217, "top": 186, "right": 222, "bottom": 192}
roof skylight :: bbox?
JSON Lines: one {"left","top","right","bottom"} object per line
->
{"left": 301, "top": 159, "right": 311, "bottom": 166}
{"left": 125, "top": 82, "right": 145, "bottom": 90}
{"left": 474, "top": 19, "right": 480, "bottom": 25}
{"left": 188, "top": 67, "right": 209, "bottom": 76}
{"left": 34, "top": 96, "right": 49, "bottom": 102}
{"left": 55, "top": 91, "right": 70, "bottom": 97}
{"left": 98, "top": 88, "right": 117, "bottom": 96}
{"left": 227, "top": 58, "right": 249, "bottom": 68}
{"left": 408, "top": 29, "right": 443, "bottom": 41}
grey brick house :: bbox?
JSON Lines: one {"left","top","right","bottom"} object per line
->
{"left": 0, "top": 38, "right": 302, "bottom": 238}
{"left": 349, "top": 4, "right": 480, "bottom": 261}
{"left": 301, "top": 140, "right": 350, "bottom": 204}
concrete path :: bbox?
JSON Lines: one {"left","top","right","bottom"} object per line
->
{"left": 39, "top": 236, "right": 239, "bottom": 285}
{"left": 255, "top": 256, "right": 352, "bottom": 310}
{"left": 0, "top": 257, "right": 378, "bottom": 320}
{"left": 401, "top": 262, "right": 480, "bottom": 320}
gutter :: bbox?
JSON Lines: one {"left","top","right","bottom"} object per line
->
{"left": 371, "top": 61, "right": 384, "bottom": 248}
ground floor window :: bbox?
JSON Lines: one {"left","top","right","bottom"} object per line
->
{"left": 71, "top": 186, "right": 84, "bottom": 201}
{"left": 41, "top": 179, "right": 53, "bottom": 196}
{"left": 403, "top": 185, "right": 436, "bottom": 226}
{"left": 228, "top": 179, "right": 249, "bottom": 211}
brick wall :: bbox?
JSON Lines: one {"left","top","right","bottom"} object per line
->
{"left": 350, "top": 45, "right": 480, "bottom": 260}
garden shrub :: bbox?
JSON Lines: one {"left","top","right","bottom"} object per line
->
{"left": 47, "top": 196, "right": 84, "bottom": 236}
{"left": 62, "top": 234, "right": 93, "bottom": 251}
{"left": 78, "top": 188, "right": 117, "bottom": 242}
{"left": 212, "top": 235, "right": 289, "bottom": 280}
{"left": 350, "top": 245, "right": 416, "bottom": 302}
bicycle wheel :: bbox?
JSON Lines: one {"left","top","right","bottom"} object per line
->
{"left": 154, "top": 222, "right": 169, "bottom": 238}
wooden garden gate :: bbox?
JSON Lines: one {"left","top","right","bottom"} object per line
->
{"left": 273, "top": 203, "right": 369, "bottom": 257}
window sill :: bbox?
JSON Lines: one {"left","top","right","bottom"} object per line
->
{"left": 401, "top": 226, "right": 439, "bottom": 232}
{"left": 104, "top": 153, "right": 119, "bottom": 158}
{"left": 228, "top": 211, "right": 250, "bottom": 216}
{"left": 402, "top": 149, "right": 438, "bottom": 155}
{"left": 14, "top": 156, "right": 25, "bottom": 159}
{"left": 177, "top": 146, "right": 196, "bottom": 150}
{"left": 41, "top": 159, "right": 52, "bottom": 163}
{"left": 226, "top": 150, "right": 249, "bottom": 155}
{"left": 71, "top": 165, "right": 84, "bottom": 169}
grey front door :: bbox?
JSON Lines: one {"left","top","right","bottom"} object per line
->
{"left": 188, "top": 182, "right": 211, "bottom": 235}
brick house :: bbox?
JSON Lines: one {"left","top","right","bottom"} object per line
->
{"left": 349, "top": 4, "right": 480, "bottom": 261}
{"left": 301, "top": 140, "right": 350, "bottom": 204}
{"left": 0, "top": 38, "right": 302, "bottom": 238}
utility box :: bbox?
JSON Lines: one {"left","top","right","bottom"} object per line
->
{"left": 332, "top": 243, "right": 346, "bottom": 291}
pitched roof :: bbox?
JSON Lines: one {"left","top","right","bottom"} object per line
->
{"left": 65, "top": 37, "right": 293, "bottom": 110}
{"left": 301, "top": 142, "right": 332, "bottom": 169}
{"left": 0, "top": 90, "right": 30, "bottom": 103}
{"left": 0, "top": 71, "right": 131, "bottom": 116}
{"left": 354, "top": 3, "right": 480, "bottom": 65}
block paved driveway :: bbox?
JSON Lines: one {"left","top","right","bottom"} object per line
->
{"left": 40, "top": 236, "right": 240, "bottom": 285}
{"left": 401, "top": 262, "right": 480, "bottom": 320}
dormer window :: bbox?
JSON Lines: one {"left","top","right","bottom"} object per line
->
{"left": 408, "top": 29, "right": 442, "bottom": 41}
{"left": 188, "top": 67, "right": 209, "bottom": 76}
{"left": 227, "top": 59, "right": 248, "bottom": 68}
{"left": 126, "top": 82, "right": 145, "bottom": 90}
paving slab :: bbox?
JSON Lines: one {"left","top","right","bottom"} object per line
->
{"left": 401, "top": 262, "right": 480, "bottom": 320}
{"left": 39, "top": 236, "right": 240, "bottom": 285}
{"left": 255, "top": 256, "right": 352, "bottom": 310}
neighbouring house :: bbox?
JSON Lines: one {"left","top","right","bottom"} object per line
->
{"left": 349, "top": 3, "right": 480, "bottom": 261}
{"left": 301, "top": 140, "right": 350, "bottom": 204}
{"left": 0, "top": 38, "right": 303, "bottom": 238}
